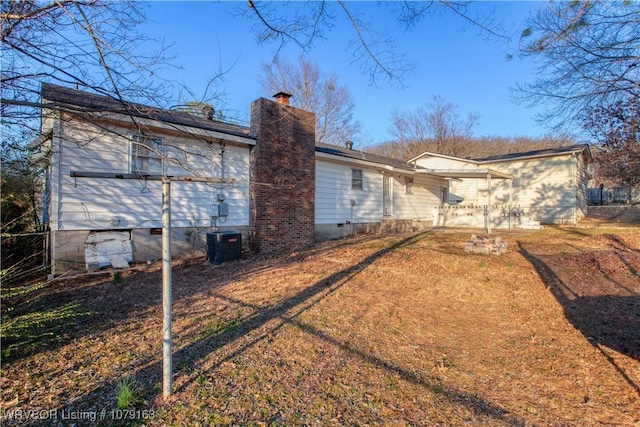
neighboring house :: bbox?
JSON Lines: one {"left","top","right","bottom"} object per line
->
{"left": 409, "top": 145, "right": 593, "bottom": 228}
{"left": 38, "top": 84, "right": 591, "bottom": 273}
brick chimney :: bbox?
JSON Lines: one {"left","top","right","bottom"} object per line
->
{"left": 249, "top": 96, "right": 315, "bottom": 254}
{"left": 273, "top": 91, "right": 292, "bottom": 106}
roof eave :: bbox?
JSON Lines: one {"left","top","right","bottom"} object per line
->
{"left": 408, "top": 151, "right": 479, "bottom": 165}
{"left": 476, "top": 145, "right": 592, "bottom": 164}
{"left": 315, "top": 150, "right": 415, "bottom": 173}
{"left": 417, "top": 168, "right": 514, "bottom": 180}
{"left": 83, "top": 111, "right": 256, "bottom": 146}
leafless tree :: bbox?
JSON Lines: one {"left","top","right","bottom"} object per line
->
{"left": 512, "top": 0, "right": 640, "bottom": 131}
{"left": 583, "top": 97, "right": 640, "bottom": 190}
{"left": 369, "top": 132, "right": 573, "bottom": 161}
{"left": 0, "top": 0, "right": 204, "bottom": 231}
{"left": 387, "top": 95, "right": 480, "bottom": 157}
{"left": 1, "top": 0, "right": 174, "bottom": 136}
{"left": 241, "top": 1, "right": 509, "bottom": 87}
{"left": 259, "top": 56, "right": 361, "bottom": 145}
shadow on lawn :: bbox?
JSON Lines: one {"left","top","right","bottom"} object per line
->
{"left": 155, "top": 230, "right": 522, "bottom": 424}
{"left": 517, "top": 241, "right": 640, "bottom": 396}
{"left": 39, "top": 230, "right": 526, "bottom": 426}
{"left": 1, "top": 230, "right": 375, "bottom": 363}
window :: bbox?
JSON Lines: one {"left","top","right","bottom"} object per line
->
{"left": 130, "top": 135, "right": 163, "bottom": 174}
{"left": 405, "top": 177, "right": 414, "bottom": 194}
{"left": 351, "top": 169, "right": 363, "bottom": 189}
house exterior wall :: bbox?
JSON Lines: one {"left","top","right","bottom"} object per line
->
{"left": 413, "top": 155, "right": 478, "bottom": 205}
{"left": 413, "top": 155, "right": 477, "bottom": 170}
{"left": 315, "top": 159, "right": 383, "bottom": 224}
{"left": 249, "top": 98, "right": 315, "bottom": 254}
{"left": 449, "top": 179, "right": 480, "bottom": 205}
{"left": 415, "top": 150, "right": 590, "bottom": 227}
{"left": 393, "top": 173, "right": 442, "bottom": 220}
{"left": 314, "top": 159, "right": 383, "bottom": 240}
{"left": 481, "top": 155, "right": 577, "bottom": 224}
{"left": 48, "top": 114, "right": 251, "bottom": 271}
{"left": 314, "top": 159, "right": 446, "bottom": 240}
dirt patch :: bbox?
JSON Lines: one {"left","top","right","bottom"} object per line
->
{"left": 2, "top": 227, "right": 639, "bottom": 426}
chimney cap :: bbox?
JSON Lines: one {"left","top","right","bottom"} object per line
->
{"left": 201, "top": 105, "right": 214, "bottom": 120}
{"left": 273, "top": 91, "right": 293, "bottom": 99}
{"left": 273, "top": 91, "right": 293, "bottom": 105}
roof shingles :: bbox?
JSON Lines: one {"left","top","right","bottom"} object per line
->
{"left": 315, "top": 142, "right": 414, "bottom": 171}
{"left": 41, "top": 83, "right": 253, "bottom": 139}
{"left": 473, "top": 144, "right": 591, "bottom": 163}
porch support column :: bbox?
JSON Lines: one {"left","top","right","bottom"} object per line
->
{"left": 508, "top": 178, "right": 513, "bottom": 230}
{"left": 162, "top": 178, "right": 173, "bottom": 398}
{"left": 486, "top": 173, "right": 492, "bottom": 234}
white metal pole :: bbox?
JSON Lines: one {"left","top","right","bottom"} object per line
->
{"left": 508, "top": 179, "right": 513, "bottom": 230}
{"left": 162, "top": 178, "right": 172, "bottom": 398}
{"left": 487, "top": 173, "right": 492, "bottom": 234}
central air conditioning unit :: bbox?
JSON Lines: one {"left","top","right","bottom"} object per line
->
{"left": 206, "top": 231, "right": 242, "bottom": 265}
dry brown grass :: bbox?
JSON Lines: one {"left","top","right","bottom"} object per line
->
{"left": 1, "top": 225, "right": 639, "bottom": 426}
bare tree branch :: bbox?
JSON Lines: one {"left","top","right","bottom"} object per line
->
{"left": 240, "top": 1, "right": 509, "bottom": 87}
{"left": 259, "top": 56, "right": 361, "bottom": 145}
{"left": 513, "top": 0, "right": 640, "bottom": 132}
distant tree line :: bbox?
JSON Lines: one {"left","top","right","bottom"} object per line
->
{"left": 367, "top": 134, "right": 574, "bottom": 161}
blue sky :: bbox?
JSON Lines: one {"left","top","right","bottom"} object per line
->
{"left": 141, "top": 1, "right": 548, "bottom": 147}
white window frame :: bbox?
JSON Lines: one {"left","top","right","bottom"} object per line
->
{"left": 405, "top": 177, "right": 414, "bottom": 195}
{"left": 130, "top": 134, "right": 163, "bottom": 174}
{"left": 351, "top": 169, "right": 363, "bottom": 190}
{"left": 441, "top": 186, "right": 449, "bottom": 205}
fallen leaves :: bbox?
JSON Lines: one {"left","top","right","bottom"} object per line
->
{"left": 1, "top": 226, "right": 639, "bottom": 426}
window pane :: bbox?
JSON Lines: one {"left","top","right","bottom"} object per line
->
{"left": 352, "top": 169, "right": 363, "bottom": 189}
{"left": 131, "top": 135, "right": 163, "bottom": 173}
{"left": 405, "top": 177, "right": 414, "bottom": 194}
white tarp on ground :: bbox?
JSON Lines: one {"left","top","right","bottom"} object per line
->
{"left": 85, "top": 231, "right": 132, "bottom": 270}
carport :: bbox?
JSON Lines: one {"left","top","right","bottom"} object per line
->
{"left": 417, "top": 168, "right": 514, "bottom": 233}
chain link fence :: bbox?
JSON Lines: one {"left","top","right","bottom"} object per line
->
{"left": 586, "top": 206, "right": 640, "bottom": 224}
{"left": 1, "top": 231, "right": 50, "bottom": 285}
{"left": 588, "top": 186, "right": 639, "bottom": 205}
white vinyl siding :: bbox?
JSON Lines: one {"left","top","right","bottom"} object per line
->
{"left": 449, "top": 179, "right": 480, "bottom": 205}
{"left": 414, "top": 155, "right": 479, "bottom": 205}
{"left": 414, "top": 156, "right": 477, "bottom": 170}
{"left": 315, "top": 160, "right": 383, "bottom": 224}
{"left": 50, "top": 118, "right": 250, "bottom": 231}
{"left": 481, "top": 155, "right": 576, "bottom": 223}
{"left": 415, "top": 150, "right": 588, "bottom": 224}
{"left": 393, "top": 173, "right": 444, "bottom": 221}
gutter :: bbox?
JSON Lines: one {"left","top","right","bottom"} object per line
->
{"left": 315, "top": 151, "right": 415, "bottom": 175}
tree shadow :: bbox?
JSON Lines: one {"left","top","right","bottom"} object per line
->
{"left": 162, "top": 230, "right": 518, "bottom": 423}
{"left": 605, "top": 233, "right": 640, "bottom": 254}
{"left": 1, "top": 257, "right": 263, "bottom": 364}
{"left": 37, "top": 230, "right": 525, "bottom": 426}
{"left": 1, "top": 230, "right": 396, "bottom": 365}
{"left": 517, "top": 241, "right": 640, "bottom": 396}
